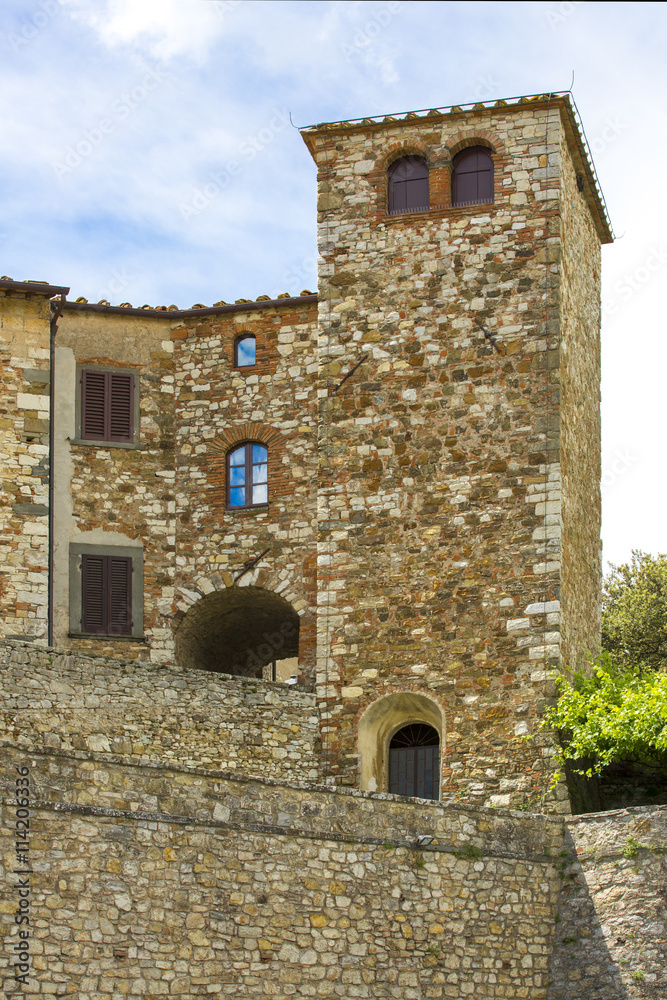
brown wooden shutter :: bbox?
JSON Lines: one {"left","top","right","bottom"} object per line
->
{"left": 81, "top": 371, "right": 106, "bottom": 439}
{"left": 109, "top": 557, "right": 132, "bottom": 633}
{"left": 81, "top": 554, "right": 106, "bottom": 632}
{"left": 81, "top": 554, "right": 132, "bottom": 634}
{"left": 81, "top": 370, "right": 134, "bottom": 441}
{"left": 109, "top": 373, "right": 133, "bottom": 441}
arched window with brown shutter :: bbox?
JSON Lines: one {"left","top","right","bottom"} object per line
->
{"left": 451, "top": 146, "right": 494, "bottom": 207}
{"left": 387, "top": 155, "right": 429, "bottom": 215}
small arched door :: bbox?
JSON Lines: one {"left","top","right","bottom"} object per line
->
{"left": 388, "top": 723, "right": 440, "bottom": 799}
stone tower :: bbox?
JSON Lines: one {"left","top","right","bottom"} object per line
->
{"left": 303, "top": 95, "right": 612, "bottom": 809}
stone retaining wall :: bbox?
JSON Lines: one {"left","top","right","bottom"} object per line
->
{"left": 1, "top": 640, "right": 320, "bottom": 781}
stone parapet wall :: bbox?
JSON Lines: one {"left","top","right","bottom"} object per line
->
{"left": 550, "top": 805, "right": 667, "bottom": 999}
{"left": 0, "top": 746, "right": 564, "bottom": 998}
{"left": 0, "top": 640, "right": 320, "bottom": 780}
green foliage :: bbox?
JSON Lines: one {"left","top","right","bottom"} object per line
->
{"left": 623, "top": 835, "right": 642, "bottom": 859}
{"left": 542, "top": 652, "right": 667, "bottom": 776}
{"left": 453, "top": 842, "right": 482, "bottom": 860}
{"left": 602, "top": 551, "right": 667, "bottom": 671}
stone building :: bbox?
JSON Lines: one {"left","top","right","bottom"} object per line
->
{"left": 4, "top": 93, "right": 667, "bottom": 1000}
{"left": 1, "top": 92, "right": 611, "bottom": 809}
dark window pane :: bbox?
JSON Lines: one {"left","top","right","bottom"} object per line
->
{"left": 389, "top": 724, "right": 439, "bottom": 799}
{"left": 235, "top": 335, "right": 256, "bottom": 367}
{"left": 452, "top": 146, "right": 494, "bottom": 207}
{"left": 388, "top": 156, "right": 429, "bottom": 215}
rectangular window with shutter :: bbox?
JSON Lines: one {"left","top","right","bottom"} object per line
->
{"left": 69, "top": 543, "right": 143, "bottom": 640}
{"left": 81, "top": 554, "right": 132, "bottom": 634}
{"left": 79, "top": 368, "right": 137, "bottom": 444}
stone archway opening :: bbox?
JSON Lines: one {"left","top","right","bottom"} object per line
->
{"left": 174, "top": 586, "right": 300, "bottom": 677}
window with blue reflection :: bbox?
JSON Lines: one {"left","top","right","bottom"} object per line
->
{"left": 227, "top": 443, "right": 268, "bottom": 508}
{"left": 234, "top": 334, "right": 256, "bottom": 367}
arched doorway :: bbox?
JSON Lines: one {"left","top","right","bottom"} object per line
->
{"left": 174, "top": 586, "right": 299, "bottom": 677}
{"left": 388, "top": 723, "right": 440, "bottom": 799}
{"left": 357, "top": 692, "right": 443, "bottom": 797}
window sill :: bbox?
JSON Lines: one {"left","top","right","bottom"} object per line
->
{"left": 68, "top": 632, "right": 146, "bottom": 643}
{"left": 69, "top": 438, "right": 143, "bottom": 450}
{"left": 226, "top": 504, "right": 270, "bottom": 515}
{"left": 383, "top": 201, "right": 497, "bottom": 224}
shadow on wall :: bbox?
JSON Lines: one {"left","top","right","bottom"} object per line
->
{"left": 547, "top": 811, "right": 667, "bottom": 1000}
{"left": 174, "top": 586, "right": 299, "bottom": 677}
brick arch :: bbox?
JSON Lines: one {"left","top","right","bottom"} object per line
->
{"left": 382, "top": 139, "right": 433, "bottom": 170}
{"left": 179, "top": 562, "right": 308, "bottom": 616}
{"left": 444, "top": 128, "right": 505, "bottom": 158}
{"left": 208, "top": 422, "right": 283, "bottom": 453}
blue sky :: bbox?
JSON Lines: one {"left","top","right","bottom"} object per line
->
{"left": 1, "top": 0, "right": 666, "bottom": 568}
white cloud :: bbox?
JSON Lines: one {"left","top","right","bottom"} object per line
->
{"left": 62, "top": 0, "right": 234, "bottom": 62}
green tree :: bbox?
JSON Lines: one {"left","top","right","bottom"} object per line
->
{"left": 543, "top": 653, "right": 667, "bottom": 776}
{"left": 602, "top": 550, "right": 667, "bottom": 671}
{"left": 543, "top": 552, "right": 667, "bottom": 779}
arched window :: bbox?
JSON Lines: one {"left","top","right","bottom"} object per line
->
{"left": 227, "top": 443, "right": 268, "bottom": 508}
{"left": 451, "top": 146, "right": 494, "bottom": 207}
{"left": 388, "top": 155, "right": 429, "bottom": 215}
{"left": 234, "top": 334, "right": 256, "bottom": 367}
{"left": 389, "top": 723, "right": 439, "bottom": 799}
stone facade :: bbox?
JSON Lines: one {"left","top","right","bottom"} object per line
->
{"left": 306, "top": 96, "right": 609, "bottom": 805}
{"left": 0, "top": 96, "right": 613, "bottom": 809}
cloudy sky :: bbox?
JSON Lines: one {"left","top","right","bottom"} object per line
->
{"left": 1, "top": 0, "right": 666, "bottom": 569}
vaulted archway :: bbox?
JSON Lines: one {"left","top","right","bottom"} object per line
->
{"left": 174, "top": 586, "right": 299, "bottom": 677}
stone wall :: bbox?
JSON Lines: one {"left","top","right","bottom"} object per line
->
{"left": 0, "top": 289, "right": 53, "bottom": 642}
{"left": 549, "top": 805, "right": 667, "bottom": 999}
{"left": 0, "top": 640, "right": 320, "bottom": 780}
{"left": 308, "top": 102, "right": 581, "bottom": 806}
{"left": 558, "top": 117, "right": 603, "bottom": 672}
{"left": 0, "top": 744, "right": 565, "bottom": 999}
{"left": 52, "top": 309, "right": 176, "bottom": 662}
{"left": 170, "top": 298, "right": 319, "bottom": 680}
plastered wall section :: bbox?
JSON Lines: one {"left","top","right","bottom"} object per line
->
{"left": 0, "top": 640, "right": 320, "bottom": 779}
{"left": 558, "top": 122, "right": 603, "bottom": 673}
{"left": 171, "top": 302, "right": 319, "bottom": 679}
{"left": 52, "top": 310, "right": 176, "bottom": 661}
{"left": 311, "top": 105, "right": 571, "bottom": 808}
{"left": 0, "top": 291, "right": 52, "bottom": 642}
{"left": 0, "top": 743, "right": 565, "bottom": 999}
